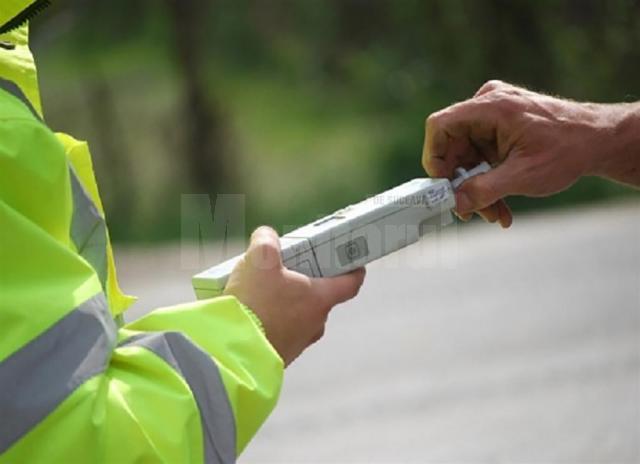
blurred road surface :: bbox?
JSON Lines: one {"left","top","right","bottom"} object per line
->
{"left": 117, "top": 201, "right": 640, "bottom": 463}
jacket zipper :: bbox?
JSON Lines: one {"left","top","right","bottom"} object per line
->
{"left": 0, "top": 0, "right": 51, "bottom": 35}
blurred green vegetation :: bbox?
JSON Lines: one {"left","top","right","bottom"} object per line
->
{"left": 31, "top": 0, "right": 639, "bottom": 242}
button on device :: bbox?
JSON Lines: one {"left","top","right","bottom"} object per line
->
{"left": 313, "top": 215, "right": 341, "bottom": 227}
{"left": 337, "top": 236, "right": 369, "bottom": 265}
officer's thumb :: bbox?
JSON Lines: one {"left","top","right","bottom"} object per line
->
{"left": 313, "top": 267, "right": 366, "bottom": 309}
{"left": 246, "top": 226, "right": 282, "bottom": 271}
{"left": 454, "top": 162, "right": 517, "bottom": 215}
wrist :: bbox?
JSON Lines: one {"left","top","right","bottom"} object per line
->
{"left": 587, "top": 103, "right": 640, "bottom": 182}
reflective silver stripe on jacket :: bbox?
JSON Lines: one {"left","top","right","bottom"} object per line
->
{"left": 0, "top": 292, "right": 115, "bottom": 454}
{"left": 68, "top": 165, "right": 108, "bottom": 288}
{"left": 120, "top": 332, "right": 237, "bottom": 464}
{"left": 0, "top": 78, "right": 40, "bottom": 120}
{"left": 0, "top": 83, "right": 108, "bottom": 289}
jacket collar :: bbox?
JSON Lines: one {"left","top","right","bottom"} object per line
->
{"left": 0, "top": 22, "right": 42, "bottom": 117}
{"left": 0, "top": 1, "right": 42, "bottom": 34}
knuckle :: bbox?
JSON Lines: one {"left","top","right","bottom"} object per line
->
{"left": 476, "top": 79, "right": 506, "bottom": 96}
{"left": 350, "top": 280, "right": 364, "bottom": 297}
{"left": 425, "top": 111, "right": 441, "bottom": 130}
{"left": 311, "top": 326, "right": 326, "bottom": 344}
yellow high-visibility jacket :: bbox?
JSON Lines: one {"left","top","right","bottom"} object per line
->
{"left": 0, "top": 3, "right": 283, "bottom": 462}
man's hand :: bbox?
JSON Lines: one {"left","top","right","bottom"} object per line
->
{"left": 224, "top": 227, "right": 366, "bottom": 366}
{"left": 422, "top": 80, "right": 640, "bottom": 227}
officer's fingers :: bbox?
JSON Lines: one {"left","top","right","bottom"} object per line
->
{"left": 246, "top": 226, "right": 282, "bottom": 271}
{"left": 309, "top": 326, "right": 326, "bottom": 345}
{"left": 312, "top": 268, "right": 366, "bottom": 309}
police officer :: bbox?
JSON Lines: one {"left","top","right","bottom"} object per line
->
{"left": 0, "top": 2, "right": 365, "bottom": 462}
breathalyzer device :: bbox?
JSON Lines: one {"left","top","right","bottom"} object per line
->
{"left": 192, "top": 162, "right": 490, "bottom": 299}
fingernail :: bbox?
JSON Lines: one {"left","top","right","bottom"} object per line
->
{"left": 455, "top": 191, "right": 473, "bottom": 214}
{"left": 455, "top": 212, "right": 472, "bottom": 222}
{"left": 499, "top": 216, "right": 513, "bottom": 229}
{"left": 253, "top": 225, "right": 277, "bottom": 237}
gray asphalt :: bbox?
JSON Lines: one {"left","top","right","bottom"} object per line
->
{"left": 117, "top": 201, "right": 640, "bottom": 463}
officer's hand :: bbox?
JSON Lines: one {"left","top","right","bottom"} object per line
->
{"left": 422, "top": 80, "right": 628, "bottom": 227}
{"left": 224, "top": 226, "right": 366, "bottom": 366}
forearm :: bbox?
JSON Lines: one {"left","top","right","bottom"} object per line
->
{"left": 587, "top": 102, "right": 640, "bottom": 187}
{"left": 124, "top": 296, "right": 284, "bottom": 454}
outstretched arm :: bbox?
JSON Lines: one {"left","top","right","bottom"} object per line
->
{"left": 422, "top": 80, "right": 640, "bottom": 227}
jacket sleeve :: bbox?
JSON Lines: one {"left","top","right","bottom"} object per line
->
{"left": 120, "top": 298, "right": 284, "bottom": 457}
{"left": 0, "top": 91, "right": 283, "bottom": 463}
